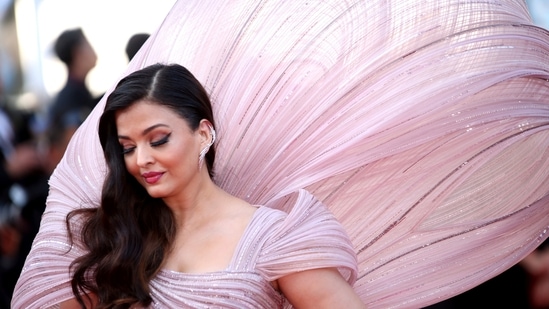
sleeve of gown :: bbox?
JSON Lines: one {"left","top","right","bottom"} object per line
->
{"left": 256, "top": 189, "right": 358, "bottom": 285}
{"left": 10, "top": 104, "right": 106, "bottom": 308}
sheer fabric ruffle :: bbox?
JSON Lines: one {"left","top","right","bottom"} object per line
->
{"left": 149, "top": 190, "right": 357, "bottom": 308}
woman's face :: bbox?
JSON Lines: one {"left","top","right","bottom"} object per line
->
{"left": 115, "top": 100, "right": 204, "bottom": 200}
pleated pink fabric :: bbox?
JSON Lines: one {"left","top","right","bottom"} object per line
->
{"left": 149, "top": 192, "right": 357, "bottom": 308}
{"left": 12, "top": 0, "right": 549, "bottom": 308}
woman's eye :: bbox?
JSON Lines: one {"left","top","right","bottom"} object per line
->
{"left": 151, "top": 133, "right": 171, "bottom": 147}
{"left": 122, "top": 146, "right": 135, "bottom": 155}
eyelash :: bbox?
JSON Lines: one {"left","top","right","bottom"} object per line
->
{"left": 151, "top": 133, "right": 171, "bottom": 147}
{"left": 122, "top": 147, "right": 134, "bottom": 155}
{"left": 121, "top": 133, "right": 172, "bottom": 155}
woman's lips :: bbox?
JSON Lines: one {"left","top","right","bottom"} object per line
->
{"left": 142, "top": 172, "right": 163, "bottom": 184}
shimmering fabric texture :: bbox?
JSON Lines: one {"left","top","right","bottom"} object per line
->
{"left": 149, "top": 194, "right": 357, "bottom": 308}
{"left": 11, "top": 0, "right": 549, "bottom": 308}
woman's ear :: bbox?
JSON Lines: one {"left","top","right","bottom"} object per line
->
{"left": 197, "top": 119, "right": 216, "bottom": 170}
{"left": 198, "top": 119, "right": 215, "bottom": 147}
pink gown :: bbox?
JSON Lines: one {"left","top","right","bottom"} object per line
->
{"left": 12, "top": 0, "right": 549, "bottom": 308}
{"left": 149, "top": 196, "right": 356, "bottom": 308}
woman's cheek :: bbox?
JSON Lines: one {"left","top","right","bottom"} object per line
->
{"left": 124, "top": 157, "right": 139, "bottom": 179}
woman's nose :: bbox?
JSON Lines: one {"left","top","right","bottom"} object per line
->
{"left": 136, "top": 147, "right": 154, "bottom": 166}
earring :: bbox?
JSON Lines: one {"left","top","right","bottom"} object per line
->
{"left": 198, "top": 124, "right": 216, "bottom": 170}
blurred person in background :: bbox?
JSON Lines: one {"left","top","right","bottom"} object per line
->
{"left": 125, "top": 33, "right": 150, "bottom": 62}
{"left": 46, "top": 28, "right": 100, "bottom": 169}
{"left": 521, "top": 240, "right": 549, "bottom": 309}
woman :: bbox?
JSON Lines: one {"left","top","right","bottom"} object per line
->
{"left": 59, "top": 63, "right": 363, "bottom": 308}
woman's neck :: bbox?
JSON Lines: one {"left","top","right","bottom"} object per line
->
{"left": 166, "top": 179, "right": 224, "bottom": 228}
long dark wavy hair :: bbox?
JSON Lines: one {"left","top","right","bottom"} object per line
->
{"left": 66, "top": 63, "right": 216, "bottom": 308}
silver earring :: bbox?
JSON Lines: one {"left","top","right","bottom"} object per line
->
{"left": 198, "top": 125, "right": 216, "bottom": 170}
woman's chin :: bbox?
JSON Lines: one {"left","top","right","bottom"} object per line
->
{"left": 146, "top": 188, "right": 167, "bottom": 199}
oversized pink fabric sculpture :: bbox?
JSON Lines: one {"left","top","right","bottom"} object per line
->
{"left": 12, "top": 0, "right": 549, "bottom": 308}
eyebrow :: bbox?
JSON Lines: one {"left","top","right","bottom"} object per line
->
{"left": 118, "top": 124, "right": 170, "bottom": 139}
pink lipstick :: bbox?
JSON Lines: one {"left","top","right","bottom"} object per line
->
{"left": 142, "top": 171, "right": 163, "bottom": 184}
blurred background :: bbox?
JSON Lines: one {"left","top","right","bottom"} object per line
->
{"left": 1, "top": 0, "right": 176, "bottom": 110}
{"left": 0, "top": 0, "right": 548, "bottom": 308}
